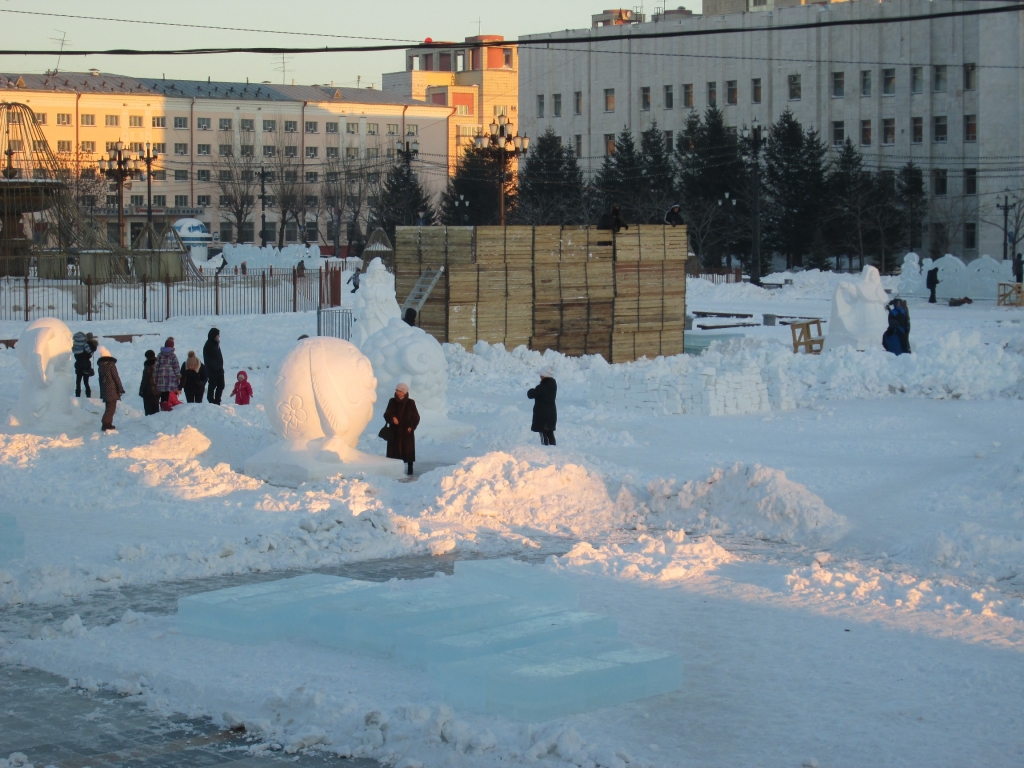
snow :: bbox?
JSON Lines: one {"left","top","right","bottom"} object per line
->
{"left": 1, "top": 272, "right": 1024, "bottom": 766}
{"left": 12, "top": 318, "right": 75, "bottom": 429}
{"left": 349, "top": 257, "right": 402, "bottom": 347}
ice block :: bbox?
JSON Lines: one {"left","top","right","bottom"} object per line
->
{"left": 0, "top": 513, "right": 24, "bottom": 564}
{"left": 453, "top": 558, "right": 580, "bottom": 609}
{"left": 307, "top": 578, "right": 516, "bottom": 656}
{"left": 398, "top": 610, "right": 618, "bottom": 670}
{"left": 176, "top": 574, "right": 381, "bottom": 644}
{"left": 433, "top": 636, "right": 683, "bottom": 721}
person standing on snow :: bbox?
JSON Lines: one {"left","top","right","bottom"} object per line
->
{"left": 230, "top": 371, "right": 253, "bottom": 405}
{"left": 72, "top": 331, "right": 98, "bottom": 398}
{"left": 203, "top": 327, "right": 225, "bottom": 405}
{"left": 139, "top": 349, "right": 160, "bottom": 416}
{"left": 528, "top": 368, "right": 558, "bottom": 446}
{"left": 154, "top": 338, "right": 181, "bottom": 410}
{"left": 96, "top": 346, "right": 125, "bottom": 431}
{"left": 383, "top": 382, "right": 420, "bottom": 476}
{"left": 1014, "top": 252, "right": 1023, "bottom": 285}
{"left": 180, "top": 351, "right": 208, "bottom": 403}
{"left": 926, "top": 266, "right": 940, "bottom": 304}
{"left": 883, "top": 299, "right": 912, "bottom": 355}
{"left": 347, "top": 269, "right": 361, "bottom": 293}
{"left": 664, "top": 204, "right": 685, "bottom": 227}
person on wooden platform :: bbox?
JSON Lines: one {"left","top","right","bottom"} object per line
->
{"left": 528, "top": 368, "right": 558, "bottom": 446}
{"left": 383, "top": 383, "right": 420, "bottom": 476}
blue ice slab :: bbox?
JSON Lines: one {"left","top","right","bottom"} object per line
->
{"left": 398, "top": 610, "right": 618, "bottom": 670}
{"left": 453, "top": 558, "right": 580, "bottom": 609}
{"left": 433, "top": 636, "right": 683, "bottom": 721}
{"left": 307, "top": 578, "right": 516, "bottom": 656}
{"left": 0, "top": 513, "right": 24, "bottom": 564}
{"left": 176, "top": 574, "right": 380, "bottom": 644}
{"left": 0, "top": 512, "right": 16, "bottom": 531}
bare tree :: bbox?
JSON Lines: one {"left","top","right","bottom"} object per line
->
{"left": 980, "top": 186, "right": 1024, "bottom": 261}
{"left": 930, "top": 193, "right": 979, "bottom": 258}
{"left": 214, "top": 126, "right": 260, "bottom": 244}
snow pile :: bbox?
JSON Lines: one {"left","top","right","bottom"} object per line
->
{"left": 648, "top": 463, "right": 849, "bottom": 547}
{"left": 686, "top": 269, "right": 900, "bottom": 305}
{"left": 112, "top": 425, "right": 211, "bottom": 461}
{"left": 221, "top": 243, "right": 321, "bottom": 270}
{"left": 554, "top": 529, "right": 733, "bottom": 581}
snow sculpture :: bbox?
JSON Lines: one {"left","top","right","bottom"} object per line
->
{"left": 822, "top": 265, "right": 889, "bottom": 352}
{"left": 896, "top": 252, "right": 924, "bottom": 297}
{"left": 967, "top": 254, "right": 1013, "bottom": 300}
{"left": 14, "top": 318, "right": 75, "bottom": 428}
{"left": 361, "top": 317, "right": 472, "bottom": 438}
{"left": 349, "top": 257, "right": 401, "bottom": 347}
{"left": 244, "top": 337, "right": 404, "bottom": 485}
{"left": 932, "top": 254, "right": 970, "bottom": 300}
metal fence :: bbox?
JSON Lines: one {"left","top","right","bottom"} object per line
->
{"left": 316, "top": 307, "right": 354, "bottom": 341}
{"left": 0, "top": 268, "right": 336, "bottom": 323}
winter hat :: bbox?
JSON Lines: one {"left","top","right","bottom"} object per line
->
{"left": 164, "top": 337, "right": 175, "bottom": 348}
{"left": 539, "top": 367, "right": 554, "bottom": 378}
{"left": 186, "top": 351, "right": 200, "bottom": 371}
{"left": 237, "top": 370, "right": 248, "bottom": 380}
{"left": 85, "top": 332, "right": 96, "bottom": 342}
{"left": 208, "top": 327, "right": 220, "bottom": 340}
{"left": 145, "top": 349, "right": 156, "bottom": 361}
{"left": 395, "top": 382, "right": 409, "bottom": 394}
{"left": 97, "top": 346, "right": 112, "bottom": 358}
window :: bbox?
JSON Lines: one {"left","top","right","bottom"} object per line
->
{"left": 284, "top": 120, "right": 298, "bottom": 133}
{"left": 174, "top": 169, "right": 189, "bottom": 181}
{"left": 640, "top": 87, "right": 651, "bottom": 111}
{"left": 537, "top": 95, "right": 545, "bottom": 118}
{"left": 175, "top": 143, "right": 189, "bottom": 155}
{"left": 82, "top": 195, "right": 97, "bottom": 207}
{"left": 604, "top": 88, "right": 615, "bottom": 112}
{"left": 105, "top": 142, "right": 118, "bottom": 152}
{"left": 305, "top": 121, "right": 318, "bottom": 134}
{"left": 262, "top": 145, "right": 277, "bottom": 158}
{"left": 305, "top": 171, "right": 318, "bottom": 184}
{"left": 861, "top": 120, "right": 872, "bottom": 146}
{"left": 964, "top": 63, "right": 977, "bottom": 91}
{"left": 174, "top": 195, "right": 189, "bottom": 208}
{"left": 345, "top": 121, "right": 359, "bottom": 135}
{"left": 883, "top": 69, "right": 896, "bottom": 96}
{"left": 152, "top": 116, "right": 166, "bottom": 128}
{"left": 218, "top": 170, "right": 232, "bottom": 182}
{"left": 326, "top": 146, "right": 339, "bottom": 159}
{"left": 106, "top": 195, "right": 118, "bottom": 207}
{"left": 664, "top": 85, "right": 674, "bottom": 110}
{"left": 220, "top": 222, "right": 233, "bottom": 242}
{"left": 367, "top": 123, "right": 378, "bottom": 135}
{"left": 129, "top": 115, "right": 143, "bottom": 127}
{"left": 285, "top": 145, "right": 298, "bottom": 158}
{"left": 263, "top": 119, "right": 276, "bottom": 132}
{"left": 861, "top": 71, "right": 872, "bottom": 97}
{"left": 932, "top": 168, "right": 947, "bottom": 196}
{"left": 964, "top": 115, "right": 977, "bottom": 142}
{"left": 305, "top": 146, "right": 318, "bottom": 159}
{"left": 152, "top": 195, "right": 167, "bottom": 207}
{"left": 604, "top": 133, "right": 616, "bottom": 156}
{"left": 664, "top": 130, "right": 673, "bottom": 152}
{"left": 197, "top": 117, "right": 211, "bottom": 130}
{"left": 751, "top": 78, "right": 762, "bottom": 104}
{"left": 911, "top": 67, "right": 923, "bottom": 94}
{"left": 551, "top": 93, "right": 561, "bottom": 117}
{"left": 105, "top": 115, "right": 119, "bottom": 127}
{"left": 240, "top": 145, "right": 254, "bottom": 157}
{"left": 683, "top": 84, "right": 693, "bottom": 108}
{"left": 240, "top": 119, "right": 254, "bottom": 132}
{"left": 574, "top": 91, "right": 583, "bottom": 115}
{"left": 707, "top": 82, "right": 717, "bottom": 107}
{"left": 57, "top": 140, "right": 72, "bottom": 153}
{"left": 174, "top": 117, "right": 188, "bottom": 129}
{"left": 933, "top": 115, "right": 947, "bottom": 143}
{"left": 151, "top": 170, "right": 166, "bottom": 181}
{"left": 832, "top": 121, "right": 845, "bottom": 146}
{"left": 130, "top": 195, "right": 144, "bottom": 206}
{"left": 575, "top": 135, "right": 582, "bottom": 157}
{"left": 912, "top": 117, "right": 923, "bottom": 144}
{"left": 934, "top": 65, "right": 947, "bottom": 93}
{"left": 727, "top": 80, "right": 738, "bottom": 105}
{"left": 493, "top": 105, "right": 508, "bottom": 116}
{"left": 80, "top": 114, "right": 95, "bottom": 126}
{"left": 882, "top": 118, "right": 895, "bottom": 145}
{"left": 197, "top": 195, "right": 211, "bottom": 207}
{"left": 326, "top": 171, "right": 340, "bottom": 183}
{"left": 196, "top": 169, "right": 210, "bottom": 182}
{"left": 787, "top": 74, "right": 801, "bottom": 101}
{"left": 326, "top": 122, "right": 339, "bottom": 134}
{"left": 964, "top": 168, "right": 977, "bottom": 195}
{"left": 965, "top": 221, "right": 977, "bottom": 250}
{"left": 57, "top": 113, "right": 72, "bottom": 126}
{"left": 504, "top": 48, "right": 513, "bottom": 68}
{"left": 387, "top": 123, "right": 399, "bottom": 135}
{"left": 219, "top": 118, "right": 233, "bottom": 131}
{"left": 406, "top": 124, "right": 418, "bottom": 136}
{"left": 345, "top": 147, "right": 359, "bottom": 160}
{"left": 152, "top": 142, "right": 166, "bottom": 154}
{"left": 218, "top": 144, "right": 232, "bottom": 157}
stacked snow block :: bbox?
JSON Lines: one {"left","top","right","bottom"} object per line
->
{"left": 0, "top": 512, "right": 24, "bottom": 564}
{"left": 175, "top": 559, "right": 682, "bottom": 720}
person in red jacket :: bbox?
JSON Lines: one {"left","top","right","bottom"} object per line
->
{"left": 230, "top": 371, "right": 253, "bottom": 405}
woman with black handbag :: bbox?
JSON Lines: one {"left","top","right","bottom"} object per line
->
{"left": 382, "top": 383, "right": 420, "bottom": 476}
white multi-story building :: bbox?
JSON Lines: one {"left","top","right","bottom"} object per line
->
{"left": 1, "top": 71, "right": 452, "bottom": 251}
{"left": 519, "top": 0, "right": 1024, "bottom": 261}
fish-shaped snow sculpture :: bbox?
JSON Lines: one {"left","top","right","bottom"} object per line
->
{"left": 16, "top": 318, "right": 75, "bottom": 424}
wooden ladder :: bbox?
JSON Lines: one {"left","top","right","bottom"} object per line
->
{"left": 401, "top": 266, "right": 445, "bottom": 317}
{"left": 790, "top": 319, "right": 825, "bottom": 354}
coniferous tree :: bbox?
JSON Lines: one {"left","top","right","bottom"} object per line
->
{"left": 440, "top": 146, "right": 508, "bottom": 225}
{"left": 895, "top": 161, "right": 927, "bottom": 254}
{"left": 594, "top": 128, "right": 646, "bottom": 223}
{"left": 368, "top": 160, "right": 436, "bottom": 242}
{"left": 638, "top": 121, "right": 677, "bottom": 224}
{"left": 827, "top": 139, "right": 873, "bottom": 272}
{"left": 514, "top": 128, "right": 588, "bottom": 225}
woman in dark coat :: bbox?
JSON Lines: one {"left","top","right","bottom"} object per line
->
{"left": 96, "top": 346, "right": 125, "bottom": 431}
{"left": 528, "top": 368, "right": 557, "bottom": 446}
{"left": 383, "top": 383, "right": 420, "bottom": 476}
{"left": 180, "top": 351, "right": 208, "bottom": 403}
{"left": 139, "top": 350, "right": 160, "bottom": 416}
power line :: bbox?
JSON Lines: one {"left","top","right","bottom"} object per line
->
{"left": 2, "top": 3, "right": 1023, "bottom": 56}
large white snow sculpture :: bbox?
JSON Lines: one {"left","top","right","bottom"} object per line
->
{"left": 349, "top": 257, "right": 401, "bottom": 347}
{"left": 14, "top": 318, "right": 75, "bottom": 428}
{"left": 822, "top": 265, "right": 889, "bottom": 352}
{"left": 932, "top": 253, "right": 970, "bottom": 300}
{"left": 896, "top": 252, "right": 924, "bottom": 297}
{"left": 361, "top": 317, "right": 472, "bottom": 438}
{"left": 244, "top": 337, "right": 404, "bottom": 485}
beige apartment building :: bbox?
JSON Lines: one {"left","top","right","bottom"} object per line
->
{"left": 1, "top": 70, "right": 453, "bottom": 250}
{"left": 382, "top": 35, "right": 520, "bottom": 166}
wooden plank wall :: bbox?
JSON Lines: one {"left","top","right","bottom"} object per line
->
{"left": 393, "top": 225, "right": 686, "bottom": 362}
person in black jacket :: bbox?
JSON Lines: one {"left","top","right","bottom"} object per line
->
{"left": 180, "top": 351, "right": 208, "bottom": 403}
{"left": 664, "top": 204, "right": 684, "bottom": 227}
{"left": 96, "top": 346, "right": 125, "bottom": 431}
{"left": 528, "top": 368, "right": 558, "bottom": 446}
{"left": 139, "top": 350, "right": 160, "bottom": 416}
{"left": 926, "top": 266, "right": 940, "bottom": 304}
{"left": 1014, "top": 252, "right": 1023, "bottom": 285}
{"left": 203, "top": 327, "right": 225, "bottom": 404}
{"left": 383, "top": 383, "right": 420, "bottom": 476}
{"left": 72, "top": 331, "right": 98, "bottom": 398}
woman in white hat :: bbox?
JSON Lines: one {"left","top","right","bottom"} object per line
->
{"left": 528, "top": 368, "right": 557, "bottom": 446}
{"left": 383, "top": 382, "right": 420, "bottom": 475}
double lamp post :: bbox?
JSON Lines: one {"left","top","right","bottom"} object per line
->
{"left": 98, "top": 141, "right": 159, "bottom": 248}
{"left": 474, "top": 115, "right": 529, "bottom": 226}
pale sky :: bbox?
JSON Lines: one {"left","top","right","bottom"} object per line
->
{"left": 0, "top": 0, "right": 700, "bottom": 88}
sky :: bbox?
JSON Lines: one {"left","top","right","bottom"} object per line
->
{"left": 0, "top": 0, "right": 701, "bottom": 88}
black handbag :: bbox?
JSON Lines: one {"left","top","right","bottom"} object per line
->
{"left": 378, "top": 424, "right": 395, "bottom": 441}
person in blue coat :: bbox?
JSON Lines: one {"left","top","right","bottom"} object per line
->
{"left": 883, "top": 299, "right": 911, "bottom": 355}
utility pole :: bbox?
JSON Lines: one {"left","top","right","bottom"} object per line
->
{"left": 741, "top": 121, "right": 764, "bottom": 285}
{"left": 997, "top": 194, "right": 1015, "bottom": 261}
{"left": 139, "top": 143, "right": 159, "bottom": 249}
{"left": 258, "top": 165, "right": 268, "bottom": 247}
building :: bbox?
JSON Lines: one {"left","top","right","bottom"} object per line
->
{"left": 382, "top": 36, "right": 519, "bottom": 166}
{"left": 518, "top": 0, "right": 1024, "bottom": 261}
{"left": 0, "top": 71, "right": 453, "bottom": 250}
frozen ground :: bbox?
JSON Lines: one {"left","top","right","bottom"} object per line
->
{"left": 1, "top": 270, "right": 1023, "bottom": 767}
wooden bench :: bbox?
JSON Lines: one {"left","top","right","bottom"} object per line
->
{"left": 696, "top": 322, "right": 761, "bottom": 330}
{"left": 997, "top": 282, "right": 1024, "bottom": 307}
{"left": 791, "top": 319, "right": 825, "bottom": 355}
{"left": 692, "top": 311, "right": 754, "bottom": 319}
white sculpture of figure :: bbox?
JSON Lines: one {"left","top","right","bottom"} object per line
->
{"left": 823, "top": 265, "right": 890, "bottom": 352}
{"left": 896, "top": 252, "right": 924, "bottom": 297}
{"left": 932, "top": 253, "right": 971, "bottom": 300}
{"left": 967, "top": 254, "right": 1013, "bottom": 300}
{"left": 361, "top": 318, "right": 472, "bottom": 439}
{"left": 350, "top": 257, "right": 401, "bottom": 348}
{"left": 14, "top": 318, "right": 75, "bottom": 428}
{"left": 244, "top": 337, "right": 405, "bottom": 485}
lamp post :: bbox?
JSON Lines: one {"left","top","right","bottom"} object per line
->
{"left": 258, "top": 164, "right": 270, "bottom": 247}
{"left": 453, "top": 194, "right": 470, "bottom": 225}
{"left": 98, "top": 141, "right": 142, "bottom": 248}
{"left": 395, "top": 136, "right": 421, "bottom": 226}
{"left": 997, "top": 193, "right": 1016, "bottom": 261}
{"left": 474, "top": 115, "right": 529, "bottom": 226}
{"left": 717, "top": 191, "right": 737, "bottom": 270}
{"left": 137, "top": 143, "right": 159, "bottom": 248}
{"left": 740, "top": 120, "right": 764, "bottom": 286}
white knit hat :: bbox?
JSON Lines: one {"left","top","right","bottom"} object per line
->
{"left": 97, "top": 346, "right": 112, "bottom": 358}
{"left": 395, "top": 382, "right": 409, "bottom": 394}
{"left": 539, "top": 367, "right": 554, "bottom": 378}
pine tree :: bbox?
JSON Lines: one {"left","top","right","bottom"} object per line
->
{"left": 638, "top": 121, "right": 677, "bottom": 224}
{"left": 895, "top": 162, "right": 927, "bottom": 254}
{"left": 514, "top": 128, "right": 588, "bottom": 225}
{"left": 594, "top": 128, "right": 646, "bottom": 224}
{"left": 368, "top": 160, "right": 436, "bottom": 242}
{"left": 827, "top": 139, "right": 873, "bottom": 271}
{"left": 440, "top": 146, "right": 508, "bottom": 225}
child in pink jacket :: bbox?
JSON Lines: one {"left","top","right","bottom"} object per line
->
{"left": 230, "top": 371, "right": 253, "bottom": 405}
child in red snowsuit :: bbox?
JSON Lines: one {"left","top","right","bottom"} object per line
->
{"left": 230, "top": 370, "right": 253, "bottom": 405}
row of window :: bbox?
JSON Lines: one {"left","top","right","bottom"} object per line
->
{"left": 33, "top": 114, "right": 418, "bottom": 135}
{"left": 93, "top": 194, "right": 330, "bottom": 210}
{"left": 60, "top": 141, "right": 387, "bottom": 160}
{"left": 832, "top": 115, "right": 977, "bottom": 146}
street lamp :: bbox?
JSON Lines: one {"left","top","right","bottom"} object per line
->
{"left": 473, "top": 114, "right": 529, "bottom": 226}
{"left": 138, "top": 143, "right": 159, "bottom": 248}
{"left": 98, "top": 140, "right": 143, "bottom": 248}
{"left": 453, "top": 193, "right": 470, "bottom": 225}
{"left": 740, "top": 120, "right": 765, "bottom": 286}
{"left": 258, "top": 164, "right": 270, "bottom": 247}
{"left": 717, "top": 191, "right": 737, "bottom": 270}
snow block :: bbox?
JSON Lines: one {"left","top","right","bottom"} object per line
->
{"left": 0, "top": 512, "right": 25, "bottom": 564}
{"left": 176, "top": 574, "right": 380, "bottom": 644}
{"left": 453, "top": 558, "right": 581, "bottom": 610}
{"left": 433, "top": 636, "right": 683, "bottom": 721}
